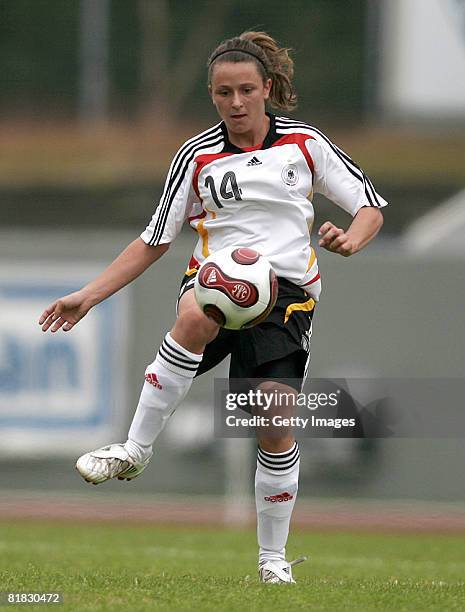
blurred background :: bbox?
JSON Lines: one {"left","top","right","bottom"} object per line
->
{"left": 1, "top": 0, "right": 464, "bottom": 528}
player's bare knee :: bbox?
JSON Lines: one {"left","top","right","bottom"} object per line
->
{"left": 253, "top": 381, "right": 297, "bottom": 446}
{"left": 179, "top": 306, "right": 219, "bottom": 335}
{"left": 257, "top": 381, "right": 297, "bottom": 418}
{"left": 258, "top": 380, "right": 296, "bottom": 395}
{"left": 172, "top": 306, "right": 219, "bottom": 350}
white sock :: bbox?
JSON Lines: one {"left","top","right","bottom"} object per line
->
{"left": 255, "top": 442, "right": 300, "bottom": 565}
{"left": 125, "top": 332, "right": 202, "bottom": 462}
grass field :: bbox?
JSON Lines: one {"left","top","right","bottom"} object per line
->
{"left": 1, "top": 522, "right": 464, "bottom": 611}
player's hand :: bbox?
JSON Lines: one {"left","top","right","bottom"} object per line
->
{"left": 318, "top": 221, "right": 358, "bottom": 257}
{"left": 39, "top": 290, "right": 92, "bottom": 333}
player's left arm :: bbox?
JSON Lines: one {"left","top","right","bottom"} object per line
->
{"left": 318, "top": 206, "right": 384, "bottom": 257}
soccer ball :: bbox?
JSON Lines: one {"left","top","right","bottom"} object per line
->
{"left": 194, "top": 246, "right": 278, "bottom": 330}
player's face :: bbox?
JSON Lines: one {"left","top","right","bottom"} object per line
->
{"left": 210, "top": 62, "right": 272, "bottom": 141}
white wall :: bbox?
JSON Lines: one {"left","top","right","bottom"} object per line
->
{"left": 379, "top": 0, "right": 465, "bottom": 119}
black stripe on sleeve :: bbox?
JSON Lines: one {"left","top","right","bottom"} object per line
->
{"left": 161, "top": 124, "right": 223, "bottom": 205}
{"left": 150, "top": 129, "right": 223, "bottom": 245}
{"left": 364, "top": 173, "right": 382, "bottom": 207}
{"left": 275, "top": 117, "right": 381, "bottom": 208}
{"left": 148, "top": 126, "right": 224, "bottom": 245}
{"left": 151, "top": 135, "right": 225, "bottom": 245}
{"left": 275, "top": 118, "right": 364, "bottom": 183}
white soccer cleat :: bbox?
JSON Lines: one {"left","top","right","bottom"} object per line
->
{"left": 75, "top": 443, "right": 151, "bottom": 485}
{"left": 259, "top": 556, "right": 307, "bottom": 584}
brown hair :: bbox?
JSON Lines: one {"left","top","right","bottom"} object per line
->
{"left": 207, "top": 31, "right": 297, "bottom": 111}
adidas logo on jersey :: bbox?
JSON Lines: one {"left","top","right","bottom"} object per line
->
{"left": 247, "top": 156, "right": 262, "bottom": 166}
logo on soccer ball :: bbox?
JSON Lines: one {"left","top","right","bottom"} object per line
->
{"left": 198, "top": 263, "right": 258, "bottom": 307}
{"left": 281, "top": 164, "right": 299, "bottom": 186}
{"left": 194, "top": 246, "right": 278, "bottom": 330}
{"left": 206, "top": 269, "right": 217, "bottom": 284}
{"left": 232, "top": 283, "right": 251, "bottom": 303}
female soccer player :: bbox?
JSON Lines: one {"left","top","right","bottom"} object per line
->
{"left": 39, "top": 31, "right": 386, "bottom": 583}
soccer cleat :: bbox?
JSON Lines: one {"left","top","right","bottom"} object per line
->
{"left": 75, "top": 443, "right": 151, "bottom": 485}
{"left": 259, "top": 556, "right": 307, "bottom": 584}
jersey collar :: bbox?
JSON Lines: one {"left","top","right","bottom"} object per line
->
{"left": 221, "top": 112, "right": 280, "bottom": 154}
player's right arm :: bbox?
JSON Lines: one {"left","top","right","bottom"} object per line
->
{"left": 39, "top": 238, "right": 169, "bottom": 333}
{"left": 40, "top": 126, "right": 214, "bottom": 334}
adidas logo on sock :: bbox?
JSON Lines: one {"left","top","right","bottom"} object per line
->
{"left": 247, "top": 156, "right": 262, "bottom": 166}
{"left": 145, "top": 372, "right": 163, "bottom": 389}
{"left": 264, "top": 491, "right": 294, "bottom": 503}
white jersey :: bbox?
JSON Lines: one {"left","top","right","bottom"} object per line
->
{"left": 140, "top": 114, "right": 387, "bottom": 300}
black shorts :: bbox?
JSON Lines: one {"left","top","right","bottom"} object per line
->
{"left": 178, "top": 272, "right": 315, "bottom": 391}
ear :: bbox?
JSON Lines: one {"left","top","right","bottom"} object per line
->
{"left": 208, "top": 84, "right": 218, "bottom": 109}
{"left": 263, "top": 78, "right": 272, "bottom": 101}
